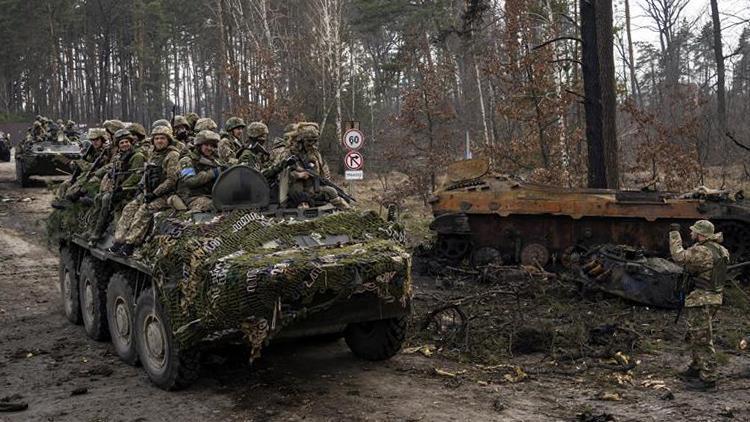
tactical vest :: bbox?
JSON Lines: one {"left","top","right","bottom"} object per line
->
{"left": 144, "top": 148, "right": 171, "bottom": 193}
{"left": 695, "top": 241, "right": 728, "bottom": 292}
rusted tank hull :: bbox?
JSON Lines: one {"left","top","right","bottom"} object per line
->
{"left": 430, "top": 172, "right": 750, "bottom": 266}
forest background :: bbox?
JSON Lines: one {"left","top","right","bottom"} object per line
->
{"left": 1, "top": 0, "right": 749, "bottom": 198}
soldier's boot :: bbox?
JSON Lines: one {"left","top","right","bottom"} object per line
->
{"left": 51, "top": 198, "right": 72, "bottom": 209}
{"left": 330, "top": 197, "right": 350, "bottom": 210}
{"left": 78, "top": 196, "right": 95, "bottom": 207}
{"left": 65, "top": 189, "right": 84, "bottom": 202}
{"left": 678, "top": 366, "right": 701, "bottom": 380}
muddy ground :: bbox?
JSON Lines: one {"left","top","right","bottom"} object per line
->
{"left": 1, "top": 154, "right": 749, "bottom": 422}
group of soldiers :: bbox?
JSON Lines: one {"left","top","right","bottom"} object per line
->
{"left": 24, "top": 115, "right": 81, "bottom": 145}
{"left": 53, "top": 114, "right": 350, "bottom": 256}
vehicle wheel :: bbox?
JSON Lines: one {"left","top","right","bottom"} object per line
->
{"left": 134, "top": 288, "right": 199, "bottom": 390}
{"left": 344, "top": 317, "right": 407, "bottom": 361}
{"left": 59, "top": 246, "right": 81, "bottom": 325}
{"left": 107, "top": 273, "right": 138, "bottom": 366}
{"left": 15, "top": 160, "right": 29, "bottom": 187}
{"left": 0, "top": 146, "right": 9, "bottom": 162}
{"left": 79, "top": 256, "right": 110, "bottom": 341}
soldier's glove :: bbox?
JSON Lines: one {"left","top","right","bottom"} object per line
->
{"left": 143, "top": 192, "right": 156, "bottom": 202}
{"left": 669, "top": 223, "right": 681, "bottom": 232}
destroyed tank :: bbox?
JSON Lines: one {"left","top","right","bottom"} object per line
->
{"left": 15, "top": 139, "right": 82, "bottom": 186}
{"left": 429, "top": 159, "right": 750, "bottom": 267}
{"left": 47, "top": 166, "right": 412, "bottom": 390}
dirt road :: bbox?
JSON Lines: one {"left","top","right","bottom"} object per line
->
{"left": 1, "top": 153, "right": 749, "bottom": 422}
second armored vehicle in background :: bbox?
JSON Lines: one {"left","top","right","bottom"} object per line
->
{"left": 16, "top": 140, "right": 81, "bottom": 186}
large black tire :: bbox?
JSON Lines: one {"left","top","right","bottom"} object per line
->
{"left": 78, "top": 256, "right": 110, "bottom": 341}
{"left": 59, "top": 246, "right": 81, "bottom": 325}
{"left": 0, "top": 144, "right": 9, "bottom": 162}
{"left": 106, "top": 273, "right": 139, "bottom": 366}
{"left": 344, "top": 317, "right": 407, "bottom": 361}
{"left": 15, "top": 159, "right": 29, "bottom": 187}
{"left": 134, "top": 288, "right": 199, "bottom": 390}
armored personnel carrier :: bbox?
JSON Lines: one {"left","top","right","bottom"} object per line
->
{"left": 48, "top": 166, "right": 411, "bottom": 390}
{"left": 0, "top": 132, "right": 10, "bottom": 162}
{"left": 430, "top": 159, "right": 750, "bottom": 267}
{"left": 16, "top": 140, "right": 82, "bottom": 186}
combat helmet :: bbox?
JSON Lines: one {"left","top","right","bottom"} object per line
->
{"left": 125, "top": 123, "right": 147, "bottom": 140}
{"left": 87, "top": 128, "right": 108, "bottom": 141}
{"left": 690, "top": 220, "right": 722, "bottom": 241}
{"left": 194, "top": 130, "right": 220, "bottom": 146}
{"left": 114, "top": 129, "right": 134, "bottom": 142}
{"left": 151, "top": 119, "right": 172, "bottom": 131}
{"left": 150, "top": 125, "right": 174, "bottom": 143}
{"left": 185, "top": 112, "right": 200, "bottom": 129}
{"left": 247, "top": 122, "right": 269, "bottom": 139}
{"left": 224, "top": 117, "right": 246, "bottom": 132}
{"left": 173, "top": 115, "right": 190, "bottom": 129}
{"left": 194, "top": 117, "right": 218, "bottom": 132}
{"left": 102, "top": 119, "right": 125, "bottom": 134}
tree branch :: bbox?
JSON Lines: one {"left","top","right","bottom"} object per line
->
{"left": 532, "top": 36, "right": 582, "bottom": 51}
{"left": 726, "top": 132, "right": 750, "bottom": 152}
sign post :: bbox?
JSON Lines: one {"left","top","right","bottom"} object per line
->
{"left": 342, "top": 121, "right": 364, "bottom": 182}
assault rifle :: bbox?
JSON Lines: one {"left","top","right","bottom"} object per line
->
{"left": 72, "top": 148, "right": 108, "bottom": 185}
{"left": 294, "top": 155, "right": 356, "bottom": 203}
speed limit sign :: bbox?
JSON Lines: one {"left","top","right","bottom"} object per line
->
{"left": 343, "top": 129, "right": 365, "bottom": 150}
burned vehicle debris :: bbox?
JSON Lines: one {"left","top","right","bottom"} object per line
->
{"left": 47, "top": 166, "right": 412, "bottom": 390}
{"left": 429, "top": 159, "right": 750, "bottom": 267}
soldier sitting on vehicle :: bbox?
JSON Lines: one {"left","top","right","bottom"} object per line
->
{"left": 64, "top": 120, "right": 79, "bottom": 142}
{"left": 669, "top": 220, "right": 730, "bottom": 391}
{"left": 185, "top": 112, "right": 200, "bottom": 135}
{"left": 53, "top": 128, "right": 111, "bottom": 206}
{"left": 173, "top": 115, "right": 193, "bottom": 146}
{"left": 125, "top": 122, "right": 148, "bottom": 156}
{"left": 177, "top": 130, "right": 225, "bottom": 212}
{"left": 87, "top": 129, "right": 145, "bottom": 243}
{"left": 109, "top": 126, "right": 181, "bottom": 256}
{"left": 218, "top": 117, "right": 245, "bottom": 164}
{"left": 237, "top": 122, "right": 271, "bottom": 171}
{"left": 286, "top": 125, "right": 350, "bottom": 210}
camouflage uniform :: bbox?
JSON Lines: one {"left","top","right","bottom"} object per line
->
{"left": 178, "top": 130, "right": 223, "bottom": 212}
{"left": 237, "top": 122, "right": 270, "bottom": 171}
{"left": 113, "top": 127, "right": 180, "bottom": 251}
{"left": 670, "top": 220, "right": 730, "bottom": 386}
{"left": 287, "top": 125, "right": 349, "bottom": 209}
{"left": 89, "top": 129, "right": 145, "bottom": 240}
{"left": 55, "top": 128, "right": 110, "bottom": 202}
{"left": 218, "top": 117, "right": 245, "bottom": 164}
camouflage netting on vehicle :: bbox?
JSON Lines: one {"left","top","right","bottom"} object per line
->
{"left": 48, "top": 206, "right": 412, "bottom": 357}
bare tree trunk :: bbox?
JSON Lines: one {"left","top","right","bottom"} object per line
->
{"left": 624, "top": 0, "right": 640, "bottom": 103}
{"left": 580, "top": 0, "right": 618, "bottom": 189}
{"left": 474, "top": 59, "right": 490, "bottom": 146}
{"left": 710, "top": 0, "right": 726, "bottom": 131}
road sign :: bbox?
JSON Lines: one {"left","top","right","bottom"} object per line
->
{"left": 344, "top": 150, "right": 364, "bottom": 170}
{"left": 345, "top": 170, "right": 363, "bottom": 180}
{"left": 343, "top": 129, "right": 365, "bottom": 150}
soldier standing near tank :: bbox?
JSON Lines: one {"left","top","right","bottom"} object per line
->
{"left": 237, "top": 122, "right": 270, "bottom": 171}
{"left": 669, "top": 220, "right": 730, "bottom": 390}
{"left": 177, "top": 130, "right": 225, "bottom": 212}
{"left": 218, "top": 117, "right": 245, "bottom": 164}
{"left": 88, "top": 129, "right": 145, "bottom": 242}
{"left": 109, "top": 126, "right": 180, "bottom": 256}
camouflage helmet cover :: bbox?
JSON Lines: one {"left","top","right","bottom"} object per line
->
{"left": 152, "top": 119, "right": 172, "bottom": 131}
{"left": 125, "top": 122, "right": 147, "bottom": 139}
{"left": 114, "top": 128, "right": 134, "bottom": 142}
{"left": 690, "top": 220, "right": 720, "bottom": 240}
{"left": 150, "top": 125, "right": 174, "bottom": 143}
{"left": 294, "top": 123, "right": 320, "bottom": 141}
{"left": 102, "top": 119, "right": 125, "bottom": 134}
{"left": 87, "top": 128, "right": 108, "bottom": 141}
{"left": 185, "top": 112, "right": 200, "bottom": 128}
{"left": 194, "top": 130, "right": 220, "bottom": 146}
{"left": 194, "top": 117, "right": 218, "bottom": 132}
{"left": 224, "top": 117, "right": 246, "bottom": 132}
{"left": 247, "top": 121, "right": 269, "bottom": 138}
{"left": 173, "top": 115, "right": 190, "bottom": 129}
